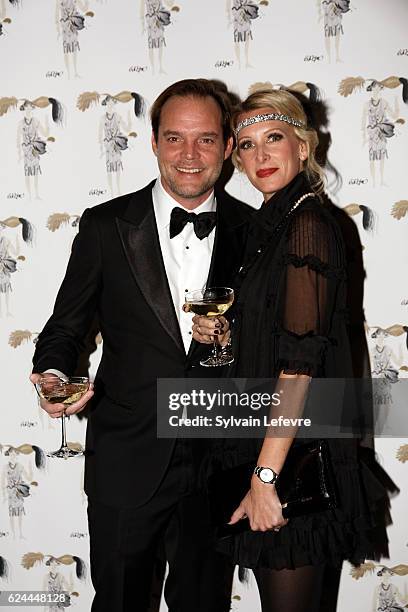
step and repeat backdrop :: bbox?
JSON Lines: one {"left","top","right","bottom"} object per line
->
{"left": 0, "top": 0, "right": 407, "bottom": 610}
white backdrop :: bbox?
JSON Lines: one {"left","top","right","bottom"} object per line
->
{"left": 0, "top": 1, "right": 407, "bottom": 610}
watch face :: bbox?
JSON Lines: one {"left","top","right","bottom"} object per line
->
{"left": 260, "top": 468, "right": 274, "bottom": 483}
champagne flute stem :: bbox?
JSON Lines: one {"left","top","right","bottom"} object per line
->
{"left": 60, "top": 411, "right": 68, "bottom": 450}
{"left": 212, "top": 336, "right": 220, "bottom": 364}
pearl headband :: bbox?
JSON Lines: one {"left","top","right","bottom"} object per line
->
{"left": 234, "top": 112, "right": 305, "bottom": 136}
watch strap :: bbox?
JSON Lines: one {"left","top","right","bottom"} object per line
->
{"left": 254, "top": 465, "right": 279, "bottom": 484}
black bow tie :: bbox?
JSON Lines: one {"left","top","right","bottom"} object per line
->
{"left": 169, "top": 207, "right": 217, "bottom": 240}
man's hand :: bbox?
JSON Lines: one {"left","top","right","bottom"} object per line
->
{"left": 30, "top": 373, "right": 94, "bottom": 418}
{"left": 190, "top": 315, "right": 230, "bottom": 346}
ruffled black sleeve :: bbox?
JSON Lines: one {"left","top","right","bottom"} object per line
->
{"left": 276, "top": 207, "right": 345, "bottom": 375}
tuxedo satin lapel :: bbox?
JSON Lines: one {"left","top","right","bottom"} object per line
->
{"left": 116, "top": 191, "right": 185, "bottom": 356}
{"left": 185, "top": 218, "right": 220, "bottom": 364}
{"left": 208, "top": 189, "right": 251, "bottom": 290}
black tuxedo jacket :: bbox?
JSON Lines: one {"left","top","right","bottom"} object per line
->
{"left": 33, "top": 180, "right": 252, "bottom": 508}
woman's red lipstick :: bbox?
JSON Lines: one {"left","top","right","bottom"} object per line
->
{"left": 256, "top": 167, "right": 278, "bottom": 178}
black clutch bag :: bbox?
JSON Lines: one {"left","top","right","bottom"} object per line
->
{"left": 207, "top": 440, "right": 337, "bottom": 538}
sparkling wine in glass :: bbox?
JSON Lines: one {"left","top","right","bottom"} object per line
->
{"left": 35, "top": 376, "right": 89, "bottom": 459}
{"left": 184, "top": 287, "right": 234, "bottom": 367}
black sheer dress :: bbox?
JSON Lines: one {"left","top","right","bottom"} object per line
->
{"left": 215, "top": 172, "right": 394, "bottom": 571}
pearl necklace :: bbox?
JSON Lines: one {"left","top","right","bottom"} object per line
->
{"left": 238, "top": 192, "right": 316, "bottom": 278}
{"left": 290, "top": 191, "right": 316, "bottom": 213}
{"left": 274, "top": 192, "right": 316, "bottom": 235}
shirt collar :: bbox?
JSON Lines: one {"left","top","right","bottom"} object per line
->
{"left": 152, "top": 177, "right": 217, "bottom": 232}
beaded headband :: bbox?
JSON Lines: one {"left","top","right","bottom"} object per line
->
{"left": 234, "top": 112, "right": 305, "bottom": 136}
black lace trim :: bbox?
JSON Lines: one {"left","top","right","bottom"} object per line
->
{"left": 272, "top": 329, "right": 335, "bottom": 375}
{"left": 282, "top": 253, "right": 346, "bottom": 280}
{"left": 279, "top": 361, "right": 316, "bottom": 376}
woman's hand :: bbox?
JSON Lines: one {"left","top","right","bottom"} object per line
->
{"left": 189, "top": 314, "right": 230, "bottom": 346}
{"left": 229, "top": 476, "right": 288, "bottom": 532}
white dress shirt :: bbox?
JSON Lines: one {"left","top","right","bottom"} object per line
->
{"left": 152, "top": 177, "right": 216, "bottom": 353}
{"left": 46, "top": 178, "right": 216, "bottom": 378}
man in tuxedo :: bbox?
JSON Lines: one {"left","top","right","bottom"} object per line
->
{"left": 30, "top": 79, "right": 252, "bottom": 611}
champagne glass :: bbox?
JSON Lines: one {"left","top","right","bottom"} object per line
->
{"left": 184, "top": 287, "right": 234, "bottom": 367}
{"left": 35, "top": 376, "right": 89, "bottom": 459}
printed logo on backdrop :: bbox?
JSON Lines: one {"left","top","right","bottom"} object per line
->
{"left": 338, "top": 76, "right": 408, "bottom": 187}
{"left": 0, "top": 97, "right": 64, "bottom": 200}
{"left": 0, "top": 444, "right": 46, "bottom": 540}
{"left": 351, "top": 563, "right": 408, "bottom": 610}
{"left": 0, "top": 217, "right": 34, "bottom": 317}
{"left": 304, "top": 55, "right": 324, "bottom": 63}
{"left": 348, "top": 178, "right": 368, "bottom": 186}
{"left": 317, "top": 0, "right": 352, "bottom": 63}
{"left": 391, "top": 200, "right": 408, "bottom": 221}
{"left": 227, "top": 0, "right": 269, "bottom": 69}
{"left": 56, "top": 0, "right": 96, "bottom": 79}
{"left": 22, "top": 553, "right": 87, "bottom": 605}
{"left": 367, "top": 324, "right": 408, "bottom": 434}
{"left": 141, "top": 0, "right": 181, "bottom": 75}
{"left": 70, "top": 531, "right": 88, "bottom": 539}
{"left": 76, "top": 90, "right": 145, "bottom": 198}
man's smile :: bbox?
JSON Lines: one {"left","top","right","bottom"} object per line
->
{"left": 176, "top": 167, "right": 204, "bottom": 174}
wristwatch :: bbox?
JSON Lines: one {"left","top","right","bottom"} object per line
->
{"left": 254, "top": 466, "right": 279, "bottom": 485}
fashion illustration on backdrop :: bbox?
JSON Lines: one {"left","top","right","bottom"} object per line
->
{"left": 21, "top": 553, "right": 86, "bottom": 611}
{"left": 76, "top": 90, "right": 145, "bottom": 198}
{"left": 338, "top": 76, "right": 407, "bottom": 187}
{"left": 0, "top": 95, "right": 63, "bottom": 199}
{"left": 141, "top": 0, "right": 181, "bottom": 74}
{"left": 369, "top": 325, "right": 407, "bottom": 435}
{"left": 227, "top": 0, "right": 269, "bottom": 69}
{"left": 318, "top": 0, "right": 351, "bottom": 63}
{"left": 0, "top": 216, "right": 34, "bottom": 317}
{"left": 56, "top": 0, "right": 95, "bottom": 79}
{"left": 0, "top": 444, "right": 45, "bottom": 539}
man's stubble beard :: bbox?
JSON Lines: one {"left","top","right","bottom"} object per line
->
{"left": 165, "top": 161, "right": 224, "bottom": 200}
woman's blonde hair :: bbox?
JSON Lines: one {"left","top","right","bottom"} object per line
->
{"left": 232, "top": 89, "right": 324, "bottom": 194}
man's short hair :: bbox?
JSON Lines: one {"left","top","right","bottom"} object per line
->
{"left": 150, "top": 78, "right": 233, "bottom": 144}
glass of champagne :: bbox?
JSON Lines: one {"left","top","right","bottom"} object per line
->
{"left": 184, "top": 287, "right": 234, "bottom": 367}
{"left": 35, "top": 376, "right": 89, "bottom": 459}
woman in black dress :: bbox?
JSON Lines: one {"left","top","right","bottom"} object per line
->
{"left": 193, "top": 88, "right": 394, "bottom": 612}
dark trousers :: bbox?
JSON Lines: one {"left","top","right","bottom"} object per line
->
{"left": 88, "top": 441, "right": 234, "bottom": 612}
